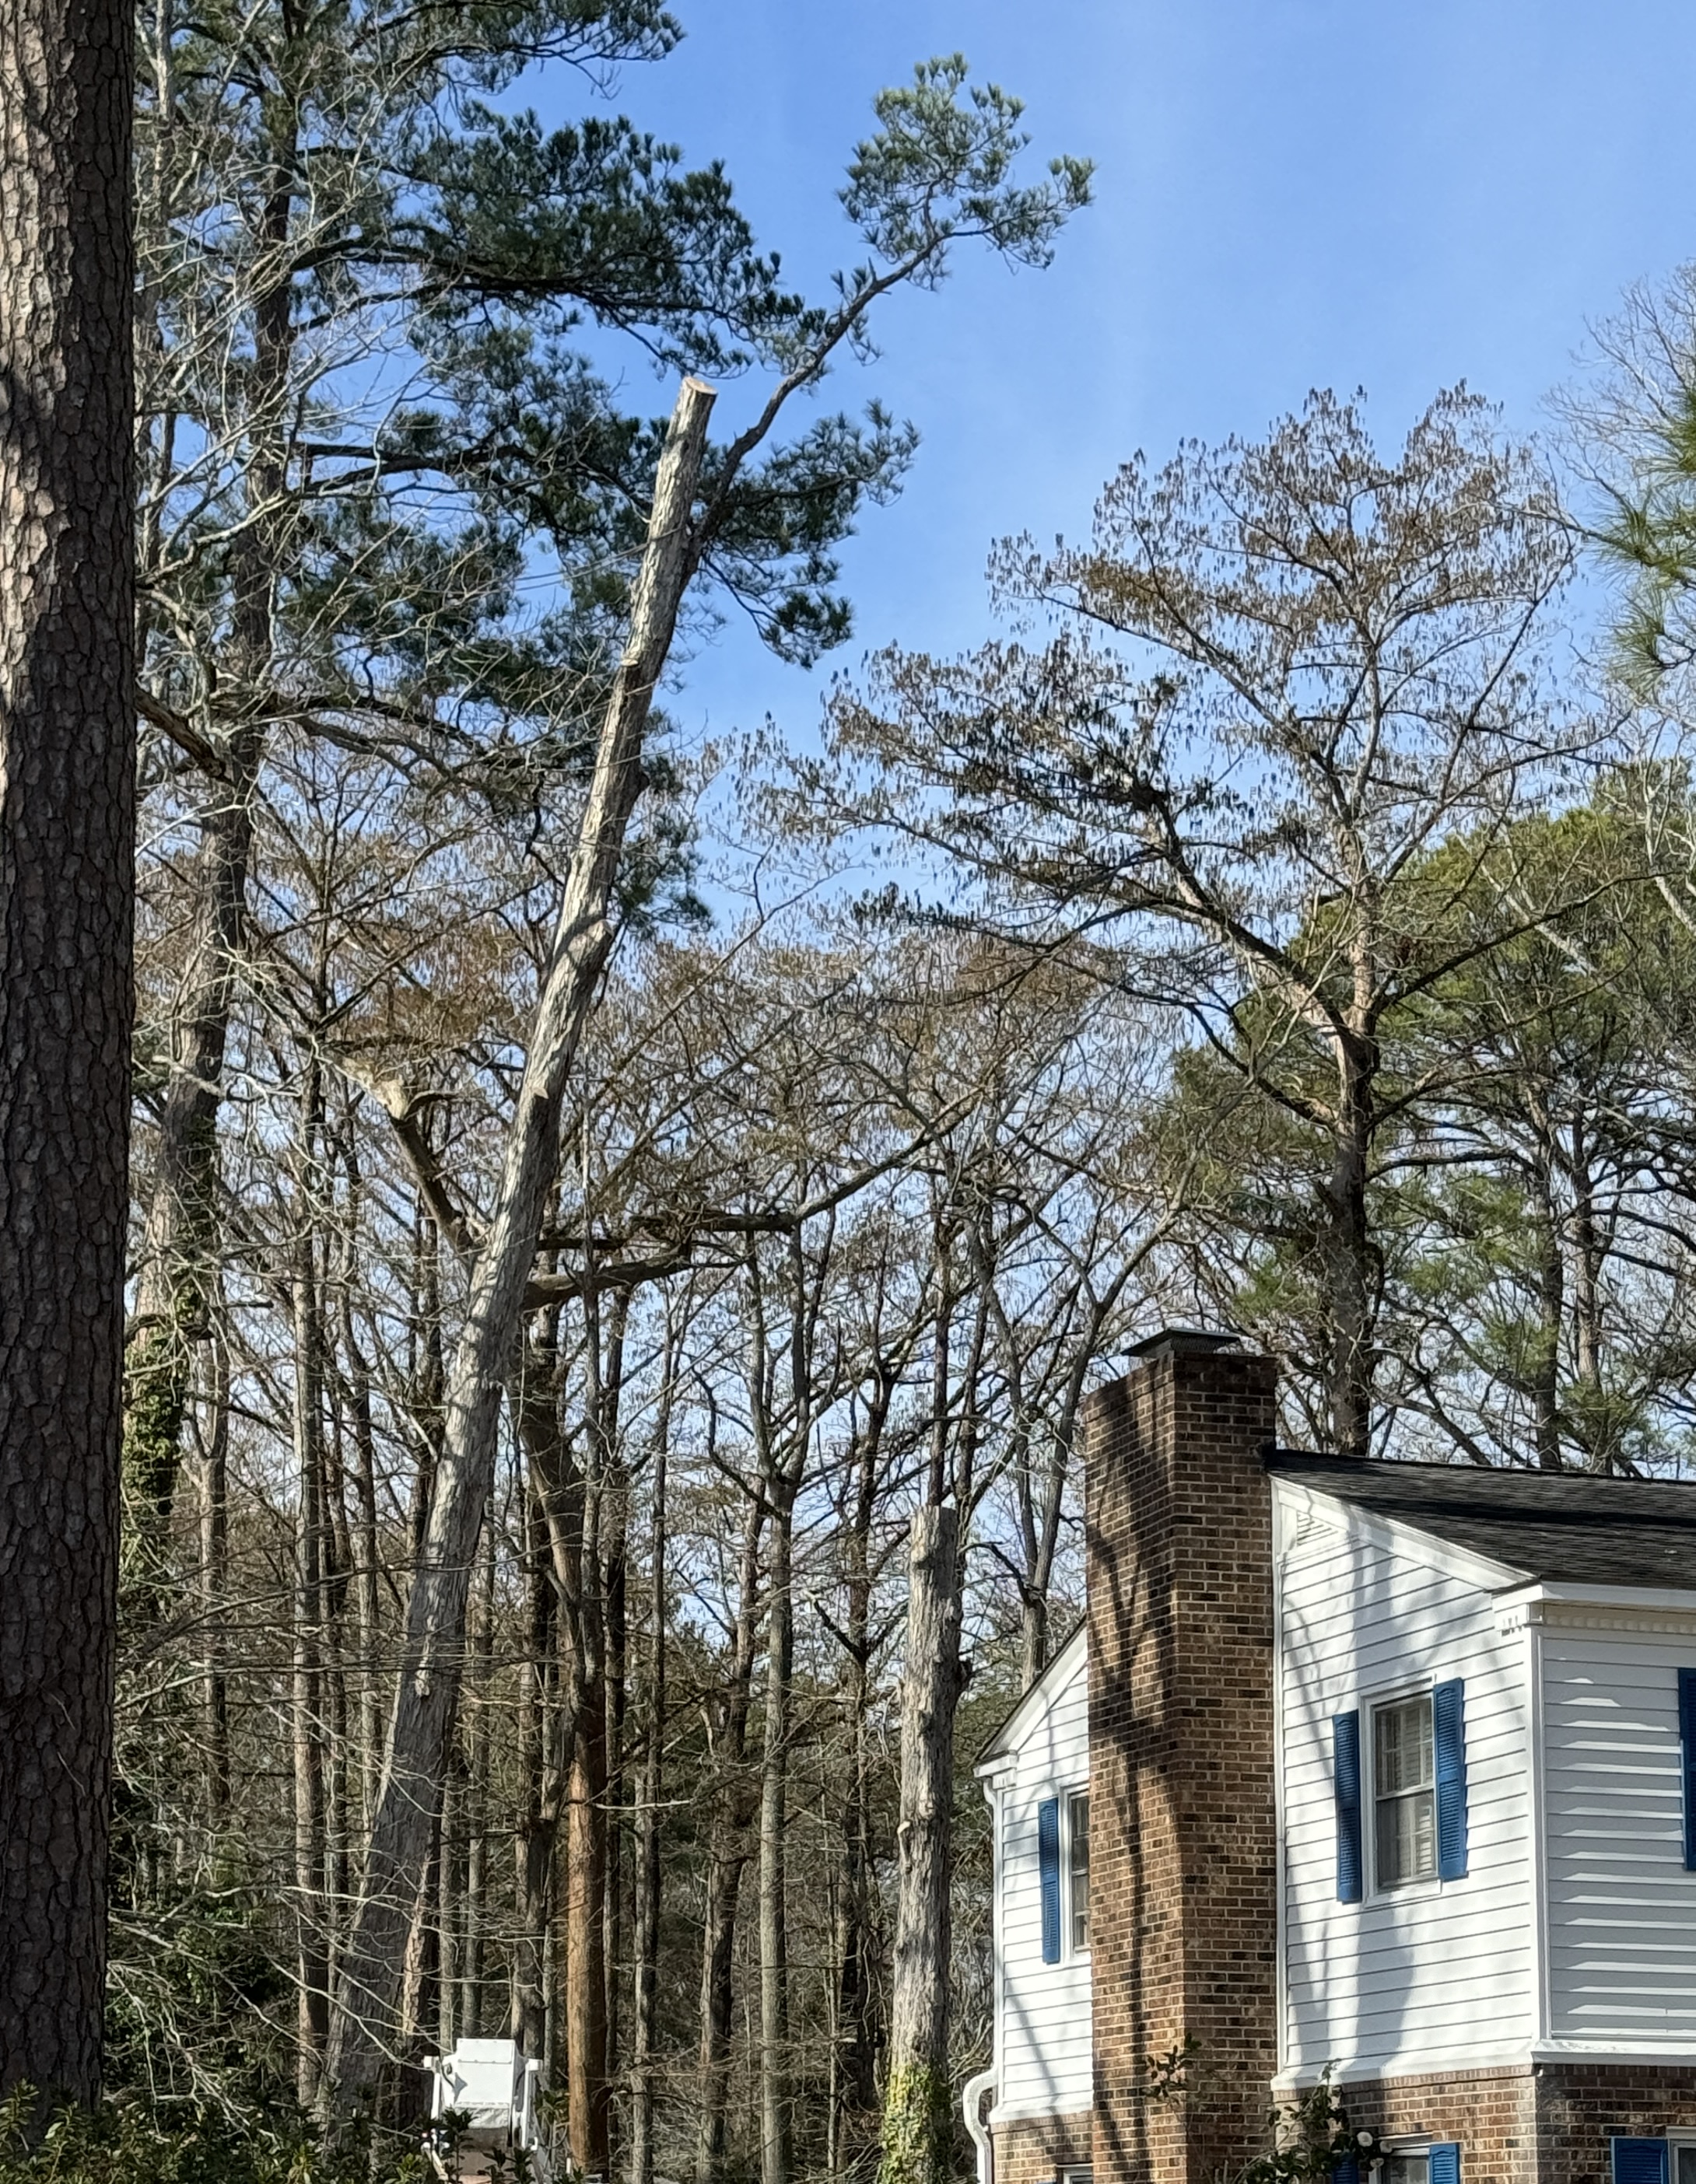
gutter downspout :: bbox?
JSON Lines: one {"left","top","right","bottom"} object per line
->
{"left": 962, "top": 2068, "right": 995, "bottom": 2184}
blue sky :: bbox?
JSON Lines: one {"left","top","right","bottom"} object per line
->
{"left": 547, "top": 0, "right": 1696, "bottom": 747}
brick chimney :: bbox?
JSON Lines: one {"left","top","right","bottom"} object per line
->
{"left": 1085, "top": 1332, "right": 1280, "bottom": 2184}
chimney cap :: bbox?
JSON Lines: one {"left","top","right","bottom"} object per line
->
{"left": 1126, "top": 1326, "right": 1244, "bottom": 1360}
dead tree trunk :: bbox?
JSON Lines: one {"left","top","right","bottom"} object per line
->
{"left": 321, "top": 376, "right": 715, "bottom": 2115}
{"left": 878, "top": 1506, "right": 964, "bottom": 2184}
{"left": 0, "top": 0, "right": 134, "bottom": 2104}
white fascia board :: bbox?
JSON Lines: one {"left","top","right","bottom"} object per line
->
{"left": 1273, "top": 2046, "right": 1535, "bottom": 2092}
{"left": 1270, "top": 1474, "right": 1524, "bottom": 1594}
{"left": 1532, "top": 2039, "right": 1696, "bottom": 2064}
{"left": 988, "top": 2096, "right": 1095, "bottom": 2126}
{"left": 973, "top": 1622, "right": 1087, "bottom": 1777}
{"left": 1499, "top": 1579, "right": 1696, "bottom": 1615}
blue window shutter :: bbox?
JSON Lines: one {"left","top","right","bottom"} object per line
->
{"left": 1434, "top": 1678, "right": 1469, "bottom": 1881}
{"left": 1430, "top": 2146, "right": 1461, "bottom": 2184}
{"left": 1038, "top": 1797, "right": 1061, "bottom": 1963}
{"left": 1612, "top": 2142, "right": 1670, "bottom": 2184}
{"left": 1678, "top": 1670, "right": 1696, "bottom": 1871}
{"left": 1333, "top": 2160, "right": 1360, "bottom": 2184}
{"left": 1333, "top": 1710, "right": 1362, "bottom": 1903}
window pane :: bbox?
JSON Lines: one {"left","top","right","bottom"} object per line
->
{"left": 1375, "top": 1699, "right": 1434, "bottom": 1796}
{"left": 1676, "top": 2149, "right": 1696, "bottom": 2184}
{"left": 1069, "top": 1791, "right": 1090, "bottom": 1951}
{"left": 1397, "top": 1789, "right": 1435, "bottom": 1881}
{"left": 1374, "top": 1695, "right": 1438, "bottom": 1888}
{"left": 1385, "top": 2155, "right": 1430, "bottom": 2184}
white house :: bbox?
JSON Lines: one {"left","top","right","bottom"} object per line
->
{"left": 972, "top": 1332, "right": 1696, "bottom": 2184}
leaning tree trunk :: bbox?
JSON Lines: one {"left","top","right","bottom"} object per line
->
{"left": 320, "top": 376, "right": 714, "bottom": 2116}
{"left": 0, "top": 0, "right": 134, "bottom": 2109}
{"left": 879, "top": 1506, "right": 965, "bottom": 2184}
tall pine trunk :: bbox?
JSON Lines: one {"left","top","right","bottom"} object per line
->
{"left": 0, "top": 0, "right": 134, "bottom": 2102}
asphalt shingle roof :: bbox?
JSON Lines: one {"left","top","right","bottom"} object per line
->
{"left": 1266, "top": 1451, "right": 1696, "bottom": 1589}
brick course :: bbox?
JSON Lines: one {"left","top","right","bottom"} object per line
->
{"left": 1329, "top": 2063, "right": 1696, "bottom": 2184}
{"left": 993, "top": 2110, "right": 1095, "bottom": 2184}
{"left": 1337, "top": 2066, "right": 1538, "bottom": 2184}
{"left": 1084, "top": 1342, "right": 1280, "bottom": 2184}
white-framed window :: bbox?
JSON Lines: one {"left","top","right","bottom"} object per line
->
{"left": 1666, "top": 2134, "right": 1696, "bottom": 2184}
{"left": 1067, "top": 1790, "right": 1090, "bottom": 1954}
{"left": 1379, "top": 2137, "right": 1448, "bottom": 2184}
{"left": 1373, "top": 1691, "right": 1436, "bottom": 1890}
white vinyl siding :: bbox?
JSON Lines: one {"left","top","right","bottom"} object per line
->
{"left": 1543, "top": 1628, "right": 1696, "bottom": 2045}
{"left": 1277, "top": 1490, "right": 1535, "bottom": 2078}
{"left": 990, "top": 1639, "right": 1093, "bottom": 2121}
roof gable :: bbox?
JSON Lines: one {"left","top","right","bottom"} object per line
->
{"left": 1268, "top": 1451, "right": 1696, "bottom": 1588}
{"left": 974, "top": 1620, "right": 1085, "bottom": 1772}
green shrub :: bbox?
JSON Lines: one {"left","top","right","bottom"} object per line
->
{"left": 0, "top": 2091, "right": 429, "bottom": 2184}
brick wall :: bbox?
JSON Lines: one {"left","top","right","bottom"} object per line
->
{"left": 1326, "top": 2061, "right": 1696, "bottom": 2184}
{"left": 1340, "top": 2067, "right": 1538, "bottom": 2184}
{"left": 993, "top": 2110, "right": 1095, "bottom": 2184}
{"left": 1535, "top": 2064, "right": 1696, "bottom": 2184}
{"left": 1085, "top": 1336, "right": 1280, "bottom": 2184}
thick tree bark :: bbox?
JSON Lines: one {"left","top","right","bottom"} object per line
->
{"left": 879, "top": 1506, "right": 964, "bottom": 2184}
{"left": 321, "top": 376, "right": 714, "bottom": 2113}
{"left": 0, "top": 0, "right": 134, "bottom": 2106}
